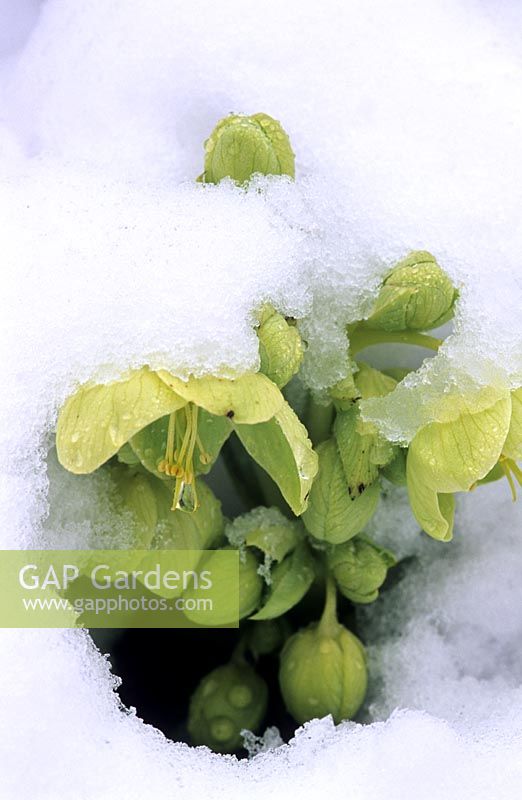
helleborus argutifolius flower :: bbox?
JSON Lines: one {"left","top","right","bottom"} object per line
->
{"left": 257, "top": 305, "right": 304, "bottom": 388}
{"left": 110, "top": 466, "right": 159, "bottom": 548}
{"left": 279, "top": 580, "right": 367, "bottom": 724}
{"left": 57, "top": 366, "right": 316, "bottom": 515}
{"left": 327, "top": 537, "right": 396, "bottom": 604}
{"left": 188, "top": 661, "right": 268, "bottom": 753}
{"left": 328, "top": 370, "right": 359, "bottom": 411}
{"left": 250, "top": 543, "right": 316, "bottom": 621}
{"left": 302, "top": 439, "right": 380, "bottom": 543}
{"left": 407, "top": 386, "right": 512, "bottom": 541}
{"left": 183, "top": 547, "right": 263, "bottom": 625}
{"left": 200, "top": 113, "right": 295, "bottom": 184}
{"left": 365, "top": 251, "right": 458, "bottom": 332}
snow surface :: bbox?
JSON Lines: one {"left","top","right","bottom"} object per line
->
{"left": 0, "top": 0, "right": 522, "bottom": 797}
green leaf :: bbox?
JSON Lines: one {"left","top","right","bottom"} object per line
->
{"left": 334, "top": 406, "right": 395, "bottom": 497}
{"left": 245, "top": 523, "right": 299, "bottom": 562}
{"left": 302, "top": 439, "right": 380, "bottom": 544}
{"left": 156, "top": 371, "right": 284, "bottom": 424}
{"left": 381, "top": 447, "right": 407, "bottom": 485}
{"left": 354, "top": 362, "right": 397, "bottom": 400}
{"left": 130, "top": 410, "right": 232, "bottom": 479}
{"left": 117, "top": 442, "right": 141, "bottom": 466}
{"left": 56, "top": 367, "right": 186, "bottom": 474}
{"left": 250, "top": 545, "right": 315, "bottom": 620}
{"left": 235, "top": 400, "right": 318, "bottom": 515}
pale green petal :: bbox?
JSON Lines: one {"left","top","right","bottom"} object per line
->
{"left": 407, "top": 445, "right": 455, "bottom": 541}
{"left": 302, "top": 439, "right": 380, "bottom": 544}
{"left": 156, "top": 371, "right": 284, "bottom": 424}
{"left": 235, "top": 400, "right": 318, "bottom": 515}
{"left": 410, "top": 393, "right": 511, "bottom": 492}
{"left": 56, "top": 367, "right": 186, "bottom": 474}
{"left": 250, "top": 545, "right": 315, "bottom": 621}
{"left": 504, "top": 387, "right": 522, "bottom": 460}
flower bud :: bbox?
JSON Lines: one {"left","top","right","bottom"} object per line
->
{"left": 201, "top": 113, "right": 295, "bottom": 184}
{"left": 247, "top": 618, "right": 291, "bottom": 657}
{"left": 257, "top": 306, "right": 304, "bottom": 388}
{"left": 366, "top": 251, "right": 457, "bottom": 331}
{"left": 327, "top": 537, "right": 396, "bottom": 604}
{"left": 188, "top": 662, "right": 268, "bottom": 753}
{"left": 279, "top": 621, "right": 367, "bottom": 725}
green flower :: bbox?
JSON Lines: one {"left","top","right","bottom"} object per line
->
{"left": 56, "top": 366, "right": 317, "bottom": 515}
{"left": 327, "top": 537, "right": 396, "bottom": 604}
{"left": 406, "top": 386, "right": 513, "bottom": 540}
{"left": 257, "top": 305, "right": 304, "bottom": 388}
{"left": 200, "top": 113, "right": 295, "bottom": 185}
{"left": 188, "top": 661, "right": 268, "bottom": 753}
{"left": 279, "top": 579, "right": 367, "bottom": 724}
{"left": 366, "top": 251, "right": 458, "bottom": 332}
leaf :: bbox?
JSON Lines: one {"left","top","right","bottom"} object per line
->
{"left": 250, "top": 545, "right": 315, "bottom": 620}
{"left": 156, "top": 371, "right": 284, "bottom": 424}
{"left": 56, "top": 367, "right": 186, "bottom": 474}
{"left": 245, "top": 523, "right": 299, "bottom": 562}
{"left": 302, "top": 439, "right": 380, "bottom": 544}
{"left": 234, "top": 400, "right": 318, "bottom": 515}
{"left": 130, "top": 410, "right": 232, "bottom": 479}
{"left": 334, "top": 406, "right": 394, "bottom": 497}
{"left": 354, "top": 362, "right": 397, "bottom": 400}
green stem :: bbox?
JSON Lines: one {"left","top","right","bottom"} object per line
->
{"left": 305, "top": 396, "right": 334, "bottom": 446}
{"left": 349, "top": 326, "right": 442, "bottom": 356}
{"left": 319, "top": 574, "right": 339, "bottom": 638}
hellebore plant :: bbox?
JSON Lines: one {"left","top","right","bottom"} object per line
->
{"left": 55, "top": 113, "right": 522, "bottom": 752}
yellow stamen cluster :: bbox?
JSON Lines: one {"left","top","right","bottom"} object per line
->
{"left": 500, "top": 455, "right": 522, "bottom": 502}
{"left": 157, "top": 404, "right": 212, "bottom": 512}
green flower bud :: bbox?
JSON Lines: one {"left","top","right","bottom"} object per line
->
{"left": 247, "top": 618, "right": 291, "bottom": 658}
{"left": 366, "top": 251, "right": 457, "bottom": 331}
{"left": 188, "top": 662, "right": 268, "bottom": 753}
{"left": 279, "top": 621, "right": 367, "bottom": 724}
{"left": 257, "top": 306, "right": 304, "bottom": 388}
{"left": 201, "top": 113, "right": 295, "bottom": 184}
{"left": 327, "top": 537, "right": 396, "bottom": 604}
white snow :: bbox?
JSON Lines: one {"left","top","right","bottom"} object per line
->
{"left": 1, "top": 0, "right": 522, "bottom": 797}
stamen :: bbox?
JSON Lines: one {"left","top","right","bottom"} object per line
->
{"left": 500, "top": 456, "right": 518, "bottom": 502}
{"left": 196, "top": 432, "right": 212, "bottom": 465}
{"left": 170, "top": 404, "right": 201, "bottom": 512}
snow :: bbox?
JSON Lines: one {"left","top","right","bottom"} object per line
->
{"left": 0, "top": 0, "right": 522, "bottom": 797}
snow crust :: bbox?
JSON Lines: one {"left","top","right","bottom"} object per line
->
{"left": 1, "top": 0, "right": 522, "bottom": 797}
